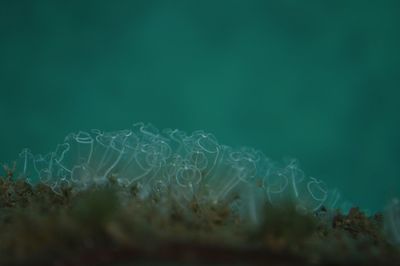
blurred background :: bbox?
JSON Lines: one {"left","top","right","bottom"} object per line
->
{"left": 0, "top": 0, "right": 399, "bottom": 211}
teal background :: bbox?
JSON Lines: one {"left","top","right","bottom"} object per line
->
{"left": 0, "top": 1, "right": 399, "bottom": 211}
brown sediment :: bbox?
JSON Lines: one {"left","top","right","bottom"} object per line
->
{"left": 0, "top": 169, "right": 399, "bottom": 266}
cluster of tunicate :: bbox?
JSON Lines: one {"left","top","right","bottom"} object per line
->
{"left": 14, "top": 123, "right": 346, "bottom": 222}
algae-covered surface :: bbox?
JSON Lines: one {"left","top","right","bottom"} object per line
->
{"left": 0, "top": 166, "right": 399, "bottom": 266}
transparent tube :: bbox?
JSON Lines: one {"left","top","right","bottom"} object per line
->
{"left": 12, "top": 123, "right": 348, "bottom": 218}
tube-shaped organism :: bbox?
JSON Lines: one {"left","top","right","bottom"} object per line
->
{"left": 385, "top": 198, "right": 400, "bottom": 245}
{"left": 12, "top": 123, "right": 347, "bottom": 220}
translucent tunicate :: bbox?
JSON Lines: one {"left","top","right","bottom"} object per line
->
{"left": 12, "top": 123, "right": 348, "bottom": 221}
{"left": 384, "top": 198, "right": 400, "bottom": 245}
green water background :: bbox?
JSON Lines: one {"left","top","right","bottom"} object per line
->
{"left": 0, "top": 1, "right": 399, "bottom": 212}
